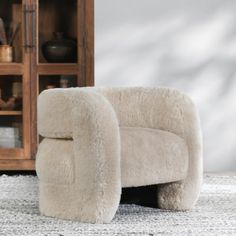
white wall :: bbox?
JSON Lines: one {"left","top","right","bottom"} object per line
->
{"left": 95, "top": 0, "right": 236, "bottom": 172}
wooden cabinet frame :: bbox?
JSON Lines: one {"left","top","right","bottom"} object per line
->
{"left": 0, "top": 0, "right": 94, "bottom": 170}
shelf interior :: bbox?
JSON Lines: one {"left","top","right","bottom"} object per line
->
{"left": 0, "top": 75, "right": 23, "bottom": 148}
{"left": 0, "top": 115, "right": 23, "bottom": 148}
{"left": 0, "top": 75, "right": 23, "bottom": 110}
{"left": 0, "top": 0, "right": 23, "bottom": 63}
{"left": 38, "top": 0, "right": 78, "bottom": 63}
{"left": 38, "top": 74, "right": 78, "bottom": 94}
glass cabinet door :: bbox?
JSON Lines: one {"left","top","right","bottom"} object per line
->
{"left": 0, "top": 0, "right": 31, "bottom": 160}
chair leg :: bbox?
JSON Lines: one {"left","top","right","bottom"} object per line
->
{"left": 39, "top": 181, "right": 121, "bottom": 223}
{"left": 157, "top": 177, "right": 202, "bottom": 210}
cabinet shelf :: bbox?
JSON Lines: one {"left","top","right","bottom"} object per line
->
{"left": 37, "top": 64, "right": 79, "bottom": 75}
{"left": 0, "top": 148, "right": 24, "bottom": 159}
{"left": 0, "top": 111, "right": 22, "bottom": 116}
{"left": 0, "top": 63, "right": 23, "bottom": 75}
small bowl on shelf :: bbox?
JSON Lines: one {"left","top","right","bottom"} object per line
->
{"left": 42, "top": 32, "right": 77, "bottom": 63}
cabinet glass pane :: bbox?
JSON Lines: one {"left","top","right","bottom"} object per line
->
{"left": 38, "top": 0, "right": 78, "bottom": 63}
{"left": 0, "top": 75, "right": 23, "bottom": 148}
{"left": 0, "top": 0, "right": 23, "bottom": 63}
{"left": 38, "top": 74, "right": 77, "bottom": 93}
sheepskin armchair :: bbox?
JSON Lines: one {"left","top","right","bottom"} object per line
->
{"left": 36, "top": 87, "right": 203, "bottom": 223}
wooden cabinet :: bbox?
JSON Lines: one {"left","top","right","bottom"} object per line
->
{"left": 0, "top": 0, "right": 94, "bottom": 170}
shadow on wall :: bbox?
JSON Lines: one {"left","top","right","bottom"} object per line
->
{"left": 96, "top": 0, "right": 236, "bottom": 172}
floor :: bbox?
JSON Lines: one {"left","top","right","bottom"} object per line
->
{"left": 0, "top": 174, "right": 235, "bottom": 235}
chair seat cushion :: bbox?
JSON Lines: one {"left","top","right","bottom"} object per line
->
{"left": 37, "top": 127, "right": 188, "bottom": 188}
{"left": 121, "top": 127, "right": 188, "bottom": 187}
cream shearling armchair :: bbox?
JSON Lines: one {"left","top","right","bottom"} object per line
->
{"left": 36, "top": 87, "right": 203, "bottom": 223}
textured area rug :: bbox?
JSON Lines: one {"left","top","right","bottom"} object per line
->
{"left": 0, "top": 175, "right": 235, "bottom": 236}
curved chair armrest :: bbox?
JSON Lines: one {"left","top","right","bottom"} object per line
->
{"left": 37, "top": 88, "right": 121, "bottom": 223}
{"left": 71, "top": 90, "right": 121, "bottom": 222}
{"left": 100, "top": 87, "right": 203, "bottom": 209}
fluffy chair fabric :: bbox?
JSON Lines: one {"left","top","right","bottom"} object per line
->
{"left": 36, "top": 87, "right": 203, "bottom": 223}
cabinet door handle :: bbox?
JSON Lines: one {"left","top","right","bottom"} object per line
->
{"left": 23, "top": 4, "right": 30, "bottom": 52}
{"left": 23, "top": 4, "right": 36, "bottom": 52}
{"left": 31, "top": 4, "right": 36, "bottom": 50}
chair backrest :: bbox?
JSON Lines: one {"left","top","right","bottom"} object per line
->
{"left": 96, "top": 87, "right": 185, "bottom": 138}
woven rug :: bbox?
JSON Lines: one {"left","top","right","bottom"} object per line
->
{"left": 0, "top": 175, "right": 235, "bottom": 236}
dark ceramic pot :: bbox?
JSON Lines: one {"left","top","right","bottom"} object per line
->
{"left": 42, "top": 32, "right": 77, "bottom": 63}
